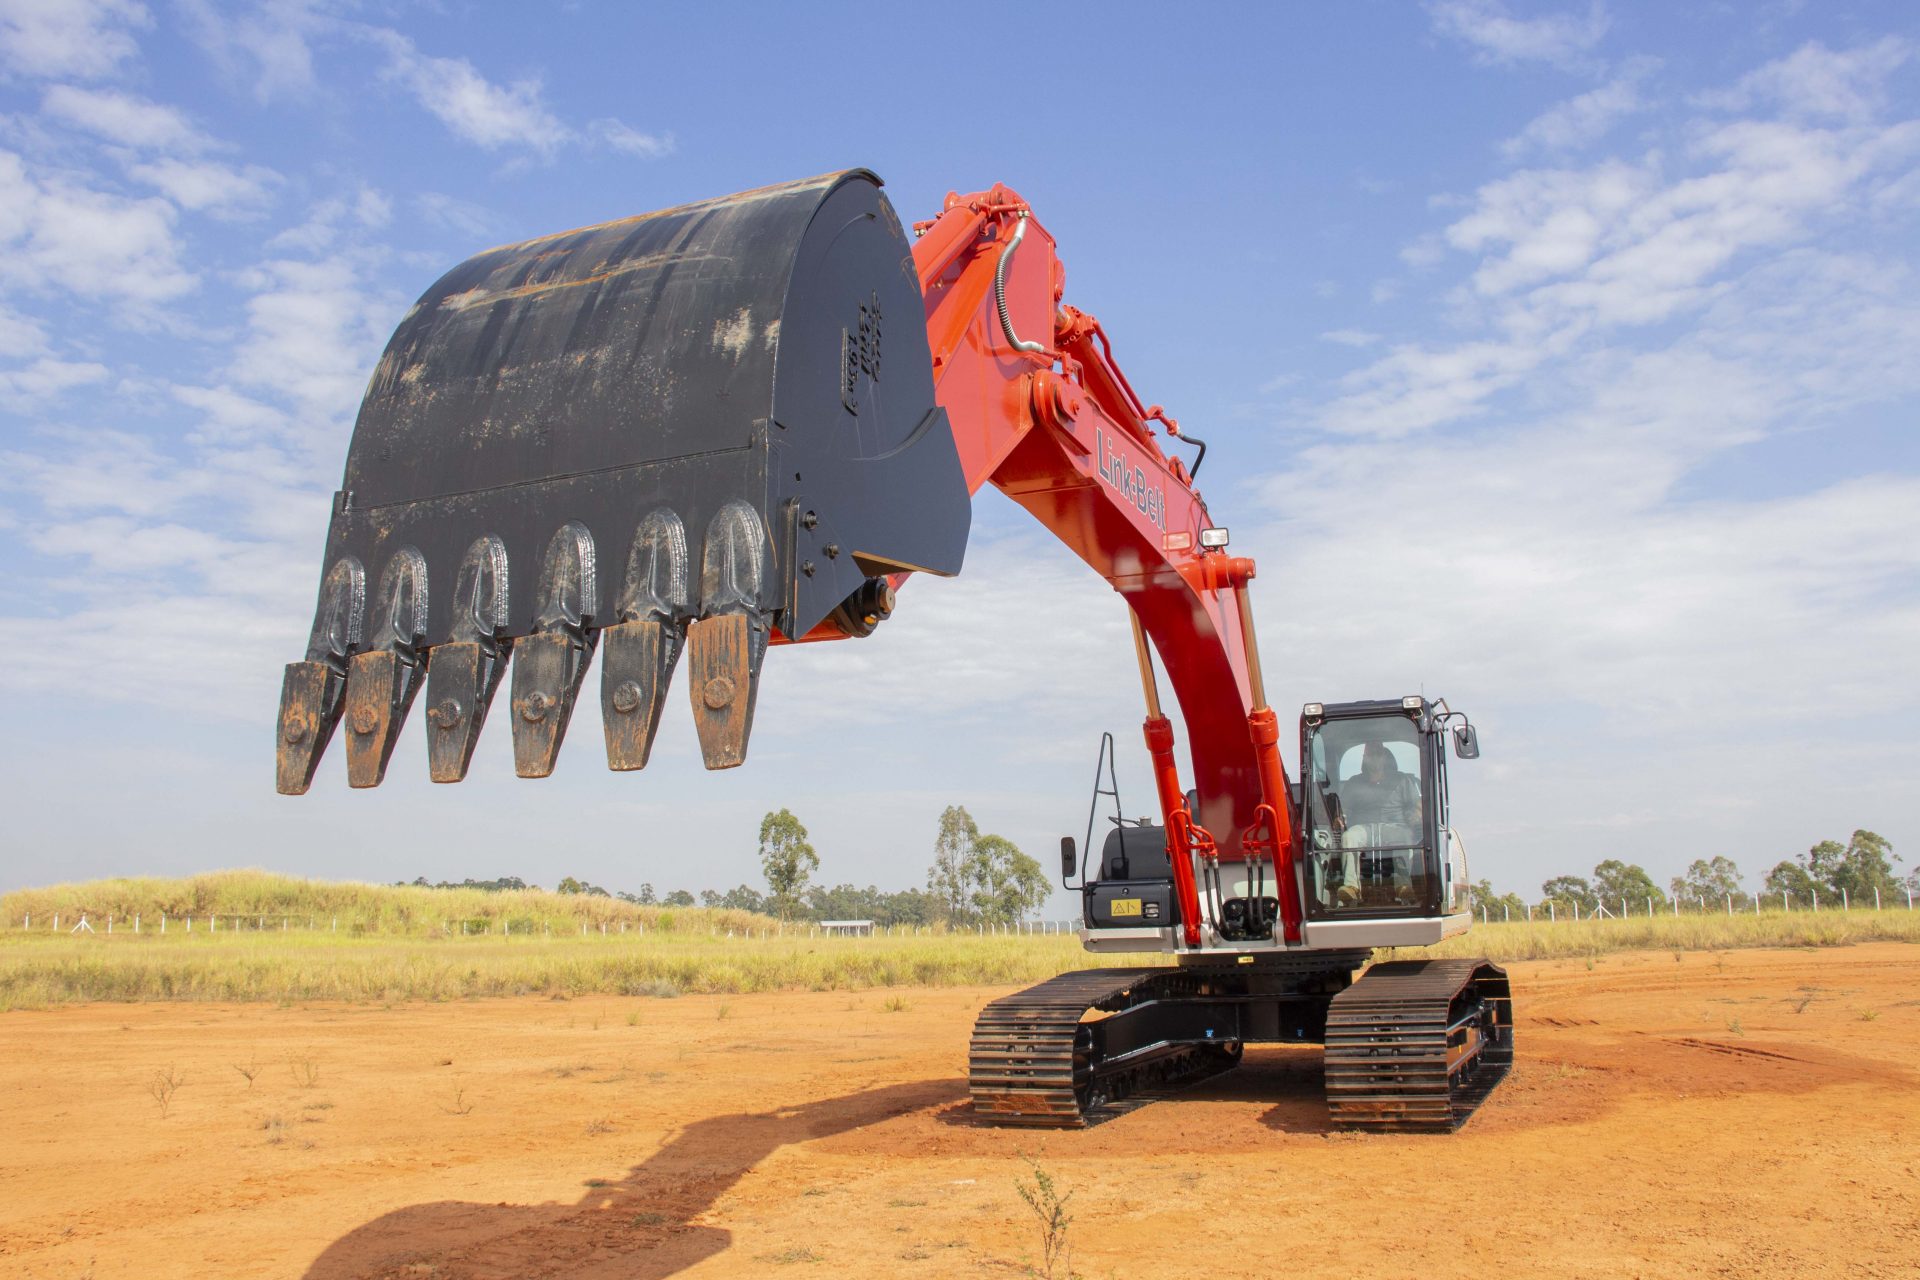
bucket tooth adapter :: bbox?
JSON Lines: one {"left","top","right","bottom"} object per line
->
{"left": 423, "top": 535, "right": 513, "bottom": 783}
{"left": 341, "top": 547, "right": 430, "bottom": 787}
{"left": 276, "top": 557, "right": 364, "bottom": 794}
{"left": 509, "top": 522, "right": 599, "bottom": 778}
{"left": 599, "top": 509, "right": 690, "bottom": 772}
{"left": 276, "top": 170, "right": 969, "bottom": 791}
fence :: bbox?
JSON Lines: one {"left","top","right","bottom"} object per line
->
{"left": 1482, "top": 884, "right": 1917, "bottom": 925}
{"left": 5, "top": 913, "right": 1088, "bottom": 939}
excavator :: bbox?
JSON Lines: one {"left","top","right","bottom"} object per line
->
{"left": 275, "top": 169, "right": 1513, "bottom": 1132}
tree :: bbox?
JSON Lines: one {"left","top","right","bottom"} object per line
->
{"left": 1592, "top": 859, "right": 1666, "bottom": 912}
{"left": 758, "top": 808, "right": 819, "bottom": 919}
{"left": 1540, "top": 875, "right": 1597, "bottom": 914}
{"left": 968, "top": 835, "right": 1051, "bottom": 926}
{"left": 1825, "top": 830, "right": 1902, "bottom": 903}
{"left": 1670, "top": 856, "right": 1744, "bottom": 907}
{"left": 556, "top": 876, "right": 609, "bottom": 897}
{"left": 1763, "top": 858, "right": 1819, "bottom": 905}
{"left": 1470, "top": 879, "right": 1526, "bottom": 920}
{"left": 662, "top": 889, "right": 696, "bottom": 907}
{"left": 928, "top": 805, "right": 980, "bottom": 925}
{"left": 1765, "top": 831, "right": 1902, "bottom": 906}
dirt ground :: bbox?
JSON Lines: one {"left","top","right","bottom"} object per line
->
{"left": 3, "top": 944, "right": 1917, "bottom": 1280}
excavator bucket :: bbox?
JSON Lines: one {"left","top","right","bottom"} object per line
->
{"left": 276, "top": 170, "right": 970, "bottom": 793}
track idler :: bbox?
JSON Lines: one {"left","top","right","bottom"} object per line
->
{"left": 275, "top": 169, "right": 971, "bottom": 793}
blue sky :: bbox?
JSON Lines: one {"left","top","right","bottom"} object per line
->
{"left": 1, "top": 0, "right": 1915, "bottom": 909}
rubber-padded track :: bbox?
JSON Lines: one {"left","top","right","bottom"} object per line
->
{"left": 968, "top": 967, "right": 1240, "bottom": 1128}
{"left": 1324, "top": 958, "right": 1513, "bottom": 1133}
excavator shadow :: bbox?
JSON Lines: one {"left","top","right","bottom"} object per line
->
{"left": 300, "top": 1079, "right": 962, "bottom": 1280}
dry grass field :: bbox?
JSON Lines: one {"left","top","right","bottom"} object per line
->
{"left": 5, "top": 871, "right": 1918, "bottom": 1008}
{"left": 2, "top": 942, "right": 1917, "bottom": 1278}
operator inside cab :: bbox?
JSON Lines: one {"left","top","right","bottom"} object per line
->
{"left": 1318, "top": 737, "right": 1426, "bottom": 910}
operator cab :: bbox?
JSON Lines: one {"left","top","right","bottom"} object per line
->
{"left": 1063, "top": 699, "right": 1481, "bottom": 951}
{"left": 1300, "top": 696, "right": 1477, "bottom": 943}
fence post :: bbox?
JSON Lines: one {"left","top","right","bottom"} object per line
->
{"left": 1782, "top": 891, "right": 1788, "bottom": 913}
{"left": 1812, "top": 889, "right": 1818, "bottom": 913}
{"left": 1504, "top": 904, "right": 1510, "bottom": 923}
{"left": 135, "top": 914, "right": 140, "bottom": 934}
{"left": 1842, "top": 888, "right": 1849, "bottom": 912}
{"left": 54, "top": 914, "right": 59, "bottom": 931}
{"left": 1874, "top": 887, "right": 1880, "bottom": 911}
{"left": 1725, "top": 895, "right": 1732, "bottom": 916}
{"left": 1549, "top": 901, "right": 1556, "bottom": 922}
{"left": 161, "top": 913, "right": 167, "bottom": 933}
{"left": 108, "top": 914, "right": 113, "bottom": 934}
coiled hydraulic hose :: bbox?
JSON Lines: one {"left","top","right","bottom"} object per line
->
{"left": 994, "top": 211, "right": 1047, "bottom": 355}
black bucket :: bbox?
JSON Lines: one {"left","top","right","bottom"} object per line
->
{"left": 277, "top": 169, "right": 970, "bottom": 792}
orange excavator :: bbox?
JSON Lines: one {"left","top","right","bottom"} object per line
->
{"left": 276, "top": 170, "right": 1512, "bottom": 1131}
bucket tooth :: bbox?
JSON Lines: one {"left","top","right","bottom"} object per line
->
{"left": 425, "top": 535, "right": 512, "bottom": 782}
{"left": 343, "top": 548, "right": 429, "bottom": 788}
{"left": 688, "top": 501, "right": 771, "bottom": 770}
{"left": 276, "top": 556, "right": 365, "bottom": 794}
{"left": 510, "top": 522, "right": 598, "bottom": 778}
{"left": 277, "top": 661, "right": 343, "bottom": 796}
{"left": 602, "top": 510, "right": 690, "bottom": 771}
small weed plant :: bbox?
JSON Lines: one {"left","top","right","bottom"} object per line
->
{"left": 147, "top": 1065, "right": 183, "bottom": 1118}
{"left": 1014, "top": 1154, "right": 1075, "bottom": 1280}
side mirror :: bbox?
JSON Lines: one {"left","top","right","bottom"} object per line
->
{"left": 1453, "top": 724, "right": 1481, "bottom": 760}
{"left": 1059, "top": 835, "right": 1078, "bottom": 883}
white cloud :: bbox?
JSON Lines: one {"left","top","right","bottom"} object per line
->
{"left": 0, "top": 149, "right": 195, "bottom": 304}
{"left": 1699, "top": 37, "right": 1913, "bottom": 122}
{"left": 0, "top": 0, "right": 151, "bottom": 81}
{"left": 0, "top": 303, "right": 46, "bottom": 356}
{"left": 0, "top": 355, "right": 107, "bottom": 398}
{"left": 127, "top": 158, "right": 279, "bottom": 218}
{"left": 353, "top": 187, "right": 391, "bottom": 228}
{"left": 1274, "top": 35, "right": 1920, "bottom": 788}
{"left": 228, "top": 252, "right": 407, "bottom": 429}
{"left": 588, "top": 118, "right": 674, "bottom": 159}
{"left": 40, "top": 84, "right": 208, "bottom": 152}
{"left": 362, "top": 30, "right": 673, "bottom": 161}
{"left": 371, "top": 30, "right": 569, "bottom": 153}
{"left": 413, "top": 191, "right": 500, "bottom": 241}
{"left": 1502, "top": 61, "right": 1653, "bottom": 158}
{"left": 1427, "top": 0, "right": 1608, "bottom": 70}
{"left": 178, "top": 0, "right": 321, "bottom": 102}
{"left": 1320, "top": 328, "right": 1382, "bottom": 348}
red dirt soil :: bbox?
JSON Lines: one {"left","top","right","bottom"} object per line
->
{"left": 3, "top": 944, "right": 1918, "bottom": 1279}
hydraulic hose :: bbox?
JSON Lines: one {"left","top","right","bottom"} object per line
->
{"left": 994, "top": 212, "right": 1047, "bottom": 355}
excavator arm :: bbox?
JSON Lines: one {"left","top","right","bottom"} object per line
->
{"left": 275, "top": 169, "right": 1301, "bottom": 945}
